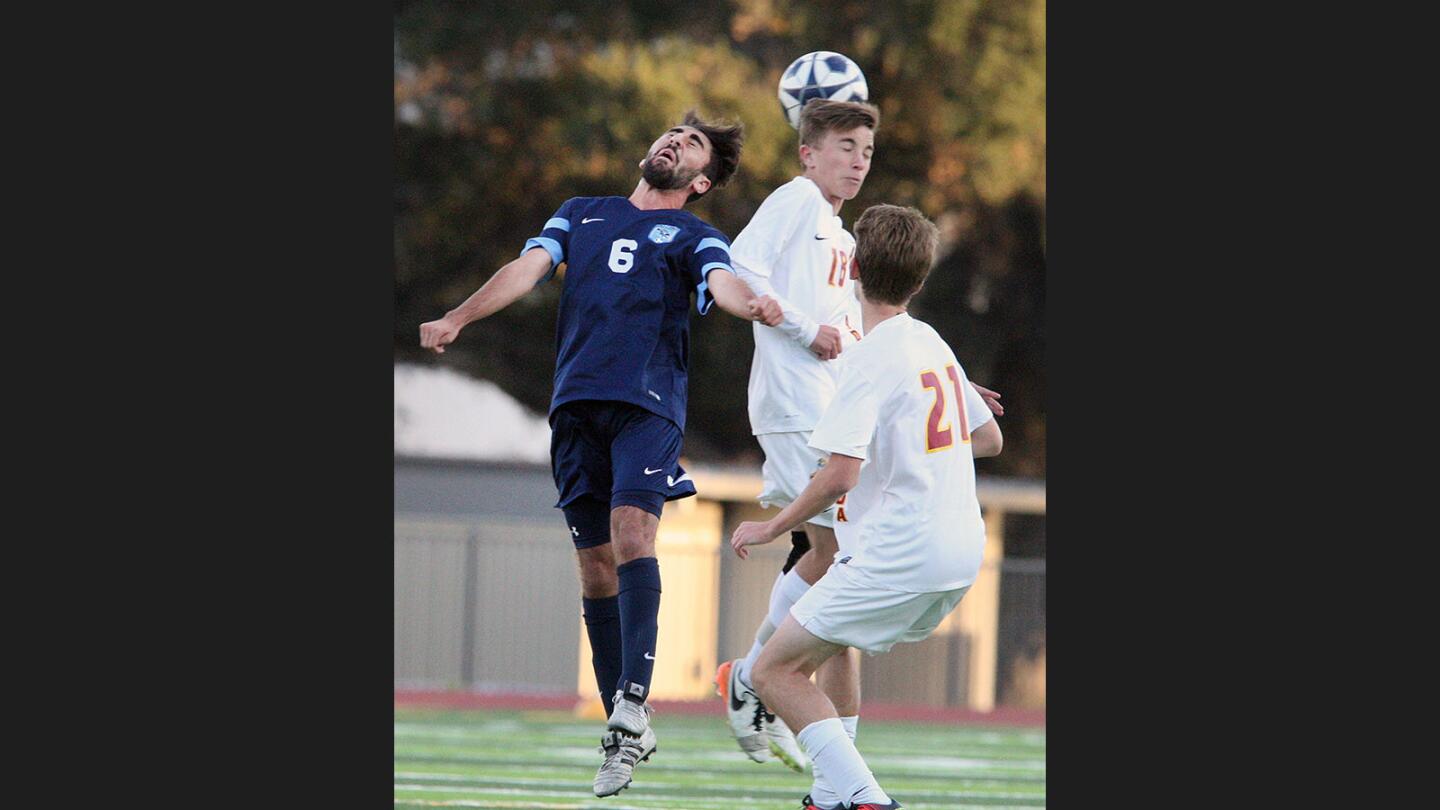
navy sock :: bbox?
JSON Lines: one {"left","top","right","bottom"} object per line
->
{"left": 616, "top": 556, "right": 662, "bottom": 698}
{"left": 582, "top": 595, "right": 623, "bottom": 718}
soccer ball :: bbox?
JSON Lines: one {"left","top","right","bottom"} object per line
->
{"left": 777, "top": 51, "right": 869, "bottom": 130}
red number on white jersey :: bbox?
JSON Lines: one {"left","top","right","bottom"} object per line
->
{"left": 920, "top": 364, "right": 971, "bottom": 452}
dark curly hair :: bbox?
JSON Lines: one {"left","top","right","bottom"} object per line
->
{"left": 682, "top": 109, "right": 744, "bottom": 202}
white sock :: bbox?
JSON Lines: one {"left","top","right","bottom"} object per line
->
{"left": 796, "top": 718, "right": 888, "bottom": 807}
{"left": 734, "top": 629, "right": 768, "bottom": 691}
{"left": 736, "top": 569, "right": 811, "bottom": 688}
{"left": 811, "top": 715, "right": 860, "bottom": 805}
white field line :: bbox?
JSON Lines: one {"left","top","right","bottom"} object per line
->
{"left": 395, "top": 722, "right": 1044, "bottom": 747}
{"left": 394, "top": 744, "right": 1046, "bottom": 774}
{"left": 394, "top": 784, "right": 782, "bottom": 804}
{"left": 394, "top": 781, "right": 1044, "bottom": 803}
{"left": 397, "top": 799, "right": 644, "bottom": 809}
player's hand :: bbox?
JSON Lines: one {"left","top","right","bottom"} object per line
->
{"left": 971, "top": 382, "right": 1004, "bottom": 417}
{"left": 809, "top": 325, "right": 843, "bottom": 361}
{"left": 747, "top": 295, "right": 783, "bottom": 326}
{"left": 420, "top": 317, "right": 461, "bottom": 354}
{"left": 731, "top": 520, "right": 779, "bottom": 560}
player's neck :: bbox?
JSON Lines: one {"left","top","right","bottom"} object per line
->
{"left": 860, "top": 299, "right": 907, "bottom": 334}
{"left": 629, "top": 180, "right": 690, "bottom": 211}
{"left": 802, "top": 174, "right": 845, "bottom": 215}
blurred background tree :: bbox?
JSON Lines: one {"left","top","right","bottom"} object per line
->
{"left": 394, "top": 0, "right": 1045, "bottom": 476}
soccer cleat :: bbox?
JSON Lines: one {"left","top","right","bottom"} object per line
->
{"left": 801, "top": 794, "right": 844, "bottom": 810}
{"left": 593, "top": 725, "right": 657, "bottom": 797}
{"left": 607, "top": 689, "right": 652, "bottom": 737}
{"left": 848, "top": 801, "right": 903, "bottom": 810}
{"left": 765, "top": 712, "right": 809, "bottom": 773}
{"left": 715, "top": 658, "right": 771, "bottom": 763}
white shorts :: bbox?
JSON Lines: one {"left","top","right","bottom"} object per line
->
{"left": 756, "top": 431, "right": 837, "bottom": 529}
{"left": 789, "top": 562, "right": 969, "bottom": 655}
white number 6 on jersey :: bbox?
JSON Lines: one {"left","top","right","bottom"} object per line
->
{"left": 608, "top": 239, "right": 638, "bottom": 273}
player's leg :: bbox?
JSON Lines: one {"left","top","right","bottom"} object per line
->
{"left": 748, "top": 432, "right": 840, "bottom": 675}
{"left": 592, "top": 404, "right": 687, "bottom": 796}
{"left": 719, "top": 532, "right": 808, "bottom": 764}
{"left": 552, "top": 403, "right": 658, "bottom": 797}
{"left": 751, "top": 616, "right": 892, "bottom": 808}
{"left": 809, "top": 647, "right": 860, "bottom": 807}
{"left": 761, "top": 563, "right": 928, "bottom": 808}
{"left": 551, "top": 404, "right": 625, "bottom": 721}
{"left": 608, "top": 502, "right": 661, "bottom": 722}
{"left": 756, "top": 520, "right": 838, "bottom": 771}
{"left": 567, "top": 496, "right": 622, "bottom": 719}
{"left": 592, "top": 504, "right": 662, "bottom": 797}
{"left": 722, "top": 433, "right": 837, "bottom": 766}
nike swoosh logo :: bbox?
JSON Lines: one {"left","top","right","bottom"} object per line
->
{"left": 644, "top": 652, "right": 655, "bottom": 660}
{"left": 667, "top": 473, "right": 693, "bottom": 488}
{"left": 814, "top": 234, "right": 828, "bottom": 240}
{"left": 582, "top": 217, "right": 605, "bottom": 224}
{"left": 728, "top": 669, "right": 747, "bottom": 711}
{"left": 644, "top": 467, "right": 662, "bottom": 475}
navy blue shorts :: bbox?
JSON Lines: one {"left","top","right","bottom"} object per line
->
{"left": 550, "top": 400, "right": 697, "bottom": 549}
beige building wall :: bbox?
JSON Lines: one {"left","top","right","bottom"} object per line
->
{"left": 395, "top": 458, "right": 1043, "bottom": 713}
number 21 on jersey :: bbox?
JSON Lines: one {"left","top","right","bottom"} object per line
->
{"left": 920, "top": 364, "right": 971, "bottom": 452}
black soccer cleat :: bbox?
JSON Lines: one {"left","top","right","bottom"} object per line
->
{"left": 801, "top": 794, "right": 844, "bottom": 810}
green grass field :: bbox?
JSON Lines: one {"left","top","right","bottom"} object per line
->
{"left": 395, "top": 707, "right": 1046, "bottom": 809}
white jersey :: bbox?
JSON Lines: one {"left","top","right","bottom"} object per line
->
{"left": 731, "top": 177, "right": 863, "bottom": 435}
{"left": 808, "top": 313, "right": 995, "bottom": 593}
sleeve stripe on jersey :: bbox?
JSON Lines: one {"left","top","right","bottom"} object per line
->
{"left": 522, "top": 236, "right": 564, "bottom": 272}
{"left": 543, "top": 217, "right": 571, "bottom": 232}
{"left": 695, "top": 262, "right": 730, "bottom": 316}
{"left": 695, "top": 237, "right": 731, "bottom": 257}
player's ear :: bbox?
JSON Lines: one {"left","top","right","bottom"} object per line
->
{"left": 691, "top": 173, "right": 712, "bottom": 197}
{"left": 799, "top": 143, "right": 812, "bottom": 170}
{"left": 849, "top": 256, "right": 859, "bottom": 280}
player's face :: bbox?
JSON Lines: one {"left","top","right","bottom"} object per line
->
{"left": 801, "top": 126, "right": 874, "bottom": 208}
{"left": 639, "top": 125, "right": 714, "bottom": 195}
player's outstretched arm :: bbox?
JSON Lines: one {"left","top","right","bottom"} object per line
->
{"left": 731, "top": 453, "right": 862, "bottom": 559}
{"left": 419, "top": 248, "right": 553, "bottom": 354}
{"left": 707, "top": 268, "right": 783, "bottom": 326}
{"left": 972, "top": 419, "right": 1003, "bottom": 458}
{"left": 732, "top": 261, "right": 838, "bottom": 357}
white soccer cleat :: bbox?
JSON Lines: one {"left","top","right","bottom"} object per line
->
{"left": 593, "top": 724, "right": 657, "bottom": 797}
{"left": 715, "top": 658, "right": 771, "bottom": 763}
{"left": 765, "top": 712, "right": 809, "bottom": 773}
{"left": 607, "top": 690, "right": 652, "bottom": 737}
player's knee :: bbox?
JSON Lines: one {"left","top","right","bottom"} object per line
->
{"left": 805, "top": 525, "right": 839, "bottom": 556}
{"left": 576, "top": 546, "right": 618, "bottom": 596}
{"left": 610, "top": 504, "right": 658, "bottom": 561}
{"left": 750, "top": 657, "right": 777, "bottom": 702}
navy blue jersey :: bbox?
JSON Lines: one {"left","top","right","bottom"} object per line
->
{"left": 523, "top": 196, "right": 732, "bottom": 431}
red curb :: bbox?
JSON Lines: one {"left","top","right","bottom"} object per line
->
{"left": 393, "top": 689, "right": 1045, "bottom": 728}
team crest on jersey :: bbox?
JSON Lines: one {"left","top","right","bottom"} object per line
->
{"left": 648, "top": 224, "right": 680, "bottom": 244}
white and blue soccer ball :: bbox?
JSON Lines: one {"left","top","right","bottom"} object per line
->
{"left": 777, "top": 51, "right": 869, "bottom": 130}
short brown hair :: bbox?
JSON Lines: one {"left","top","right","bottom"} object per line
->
{"left": 798, "top": 99, "right": 880, "bottom": 148}
{"left": 853, "top": 204, "right": 940, "bottom": 306}
{"left": 682, "top": 110, "right": 744, "bottom": 202}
